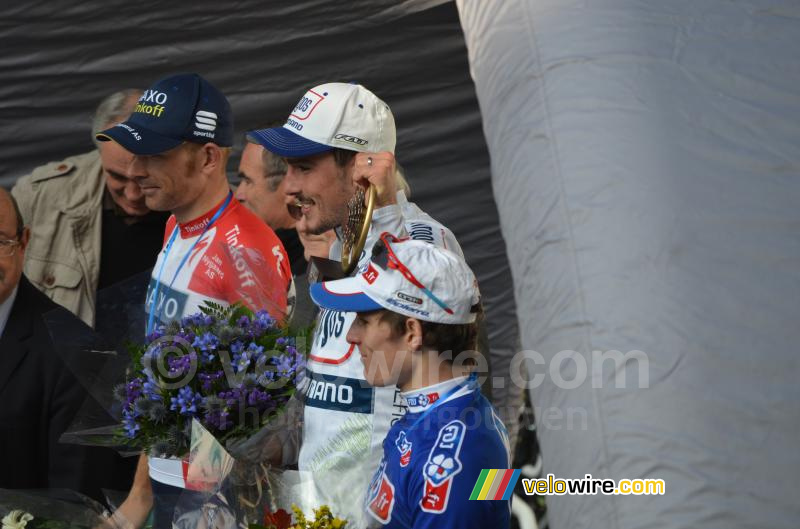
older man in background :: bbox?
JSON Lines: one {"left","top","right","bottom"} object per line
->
{"left": 0, "top": 188, "right": 93, "bottom": 495}
{"left": 12, "top": 89, "right": 169, "bottom": 327}
{"left": 236, "top": 137, "right": 308, "bottom": 275}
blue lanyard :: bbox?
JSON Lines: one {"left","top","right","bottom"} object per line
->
{"left": 146, "top": 192, "right": 233, "bottom": 335}
{"left": 406, "top": 372, "right": 479, "bottom": 432}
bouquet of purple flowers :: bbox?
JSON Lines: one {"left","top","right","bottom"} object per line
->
{"left": 113, "top": 302, "right": 308, "bottom": 457}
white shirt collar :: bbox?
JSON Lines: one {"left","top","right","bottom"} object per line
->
{"left": 401, "top": 376, "right": 470, "bottom": 413}
{"left": 0, "top": 286, "right": 19, "bottom": 339}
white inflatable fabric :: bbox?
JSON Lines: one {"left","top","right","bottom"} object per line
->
{"left": 457, "top": 0, "right": 800, "bottom": 528}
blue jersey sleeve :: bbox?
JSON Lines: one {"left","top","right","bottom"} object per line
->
{"left": 407, "top": 419, "right": 511, "bottom": 529}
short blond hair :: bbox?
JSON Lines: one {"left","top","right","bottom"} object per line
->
{"left": 395, "top": 160, "right": 411, "bottom": 198}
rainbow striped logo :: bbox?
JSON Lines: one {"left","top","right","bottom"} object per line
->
{"left": 469, "top": 469, "right": 521, "bottom": 500}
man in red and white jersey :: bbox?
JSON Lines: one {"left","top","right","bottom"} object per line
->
{"left": 143, "top": 194, "right": 292, "bottom": 330}
{"left": 97, "top": 73, "right": 293, "bottom": 333}
{"left": 95, "top": 73, "right": 293, "bottom": 529}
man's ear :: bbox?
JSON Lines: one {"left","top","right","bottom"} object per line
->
{"left": 201, "top": 143, "right": 224, "bottom": 174}
{"left": 405, "top": 317, "right": 423, "bottom": 351}
{"left": 19, "top": 226, "right": 30, "bottom": 252}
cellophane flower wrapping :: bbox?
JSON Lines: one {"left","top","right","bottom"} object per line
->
{"left": 0, "top": 489, "right": 107, "bottom": 529}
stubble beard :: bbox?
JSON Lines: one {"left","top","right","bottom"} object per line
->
{"left": 306, "top": 167, "right": 353, "bottom": 235}
{"left": 143, "top": 190, "right": 178, "bottom": 213}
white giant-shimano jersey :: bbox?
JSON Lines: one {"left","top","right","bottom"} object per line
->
{"left": 298, "top": 191, "right": 464, "bottom": 526}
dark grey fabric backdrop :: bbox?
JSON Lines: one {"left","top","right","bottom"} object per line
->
{"left": 0, "top": 0, "right": 523, "bottom": 439}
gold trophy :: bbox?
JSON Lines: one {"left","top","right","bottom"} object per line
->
{"left": 307, "top": 184, "right": 376, "bottom": 282}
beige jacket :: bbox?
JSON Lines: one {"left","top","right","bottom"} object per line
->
{"left": 12, "top": 150, "right": 105, "bottom": 326}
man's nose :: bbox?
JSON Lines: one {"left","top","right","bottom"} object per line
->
{"left": 234, "top": 184, "right": 246, "bottom": 202}
{"left": 125, "top": 180, "right": 143, "bottom": 202}
{"left": 346, "top": 323, "right": 361, "bottom": 345}
{"left": 126, "top": 156, "right": 146, "bottom": 180}
{"left": 283, "top": 166, "right": 302, "bottom": 196}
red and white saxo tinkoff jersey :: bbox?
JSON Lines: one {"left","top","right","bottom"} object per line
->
{"left": 145, "top": 196, "right": 293, "bottom": 328}
{"left": 145, "top": 196, "right": 294, "bottom": 489}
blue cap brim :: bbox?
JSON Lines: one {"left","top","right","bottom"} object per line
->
{"left": 96, "top": 122, "right": 183, "bottom": 155}
{"left": 310, "top": 281, "right": 383, "bottom": 313}
{"left": 248, "top": 127, "right": 333, "bottom": 158}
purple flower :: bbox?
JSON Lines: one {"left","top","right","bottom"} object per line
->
{"left": 198, "top": 370, "right": 224, "bottom": 392}
{"left": 145, "top": 326, "right": 165, "bottom": 343}
{"left": 125, "top": 379, "right": 143, "bottom": 405}
{"left": 182, "top": 314, "right": 202, "bottom": 328}
{"left": 182, "top": 313, "right": 212, "bottom": 328}
{"left": 247, "top": 310, "right": 275, "bottom": 335}
{"left": 273, "top": 354, "right": 294, "bottom": 376}
{"left": 191, "top": 332, "right": 218, "bottom": 364}
{"left": 233, "top": 351, "right": 251, "bottom": 373}
{"left": 170, "top": 386, "right": 201, "bottom": 416}
{"left": 180, "top": 312, "right": 216, "bottom": 328}
{"left": 142, "top": 379, "right": 163, "bottom": 401}
{"left": 255, "top": 310, "right": 273, "bottom": 327}
{"left": 122, "top": 410, "right": 140, "bottom": 438}
{"left": 257, "top": 370, "right": 276, "bottom": 385}
{"left": 166, "top": 351, "right": 197, "bottom": 377}
{"left": 272, "top": 351, "right": 305, "bottom": 378}
{"left": 192, "top": 332, "right": 219, "bottom": 352}
{"left": 246, "top": 388, "right": 274, "bottom": 407}
{"left": 204, "top": 408, "right": 232, "bottom": 431}
{"left": 177, "top": 329, "right": 196, "bottom": 343}
{"left": 246, "top": 342, "right": 264, "bottom": 356}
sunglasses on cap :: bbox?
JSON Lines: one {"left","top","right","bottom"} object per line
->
{"left": 371, "top": 233, "right": 454, "bottom": 315}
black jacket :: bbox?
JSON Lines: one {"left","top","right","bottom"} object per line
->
{"left": 0, "top": 275, "right": 90, "bottom": 491}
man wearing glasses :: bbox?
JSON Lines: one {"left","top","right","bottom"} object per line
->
{"left": 0, "top": 188, "right": 90, "bottom": 494}
{"left": 248, "top": 82, "right": 467, "bottom": 526}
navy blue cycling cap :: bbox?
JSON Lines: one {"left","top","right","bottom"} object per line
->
{"left": 96, "top": 73, "right": 233, "bottom": 155}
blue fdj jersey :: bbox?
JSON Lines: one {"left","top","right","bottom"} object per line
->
{"left": 365, "top": 378, "right": 512, "bottom": 529}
